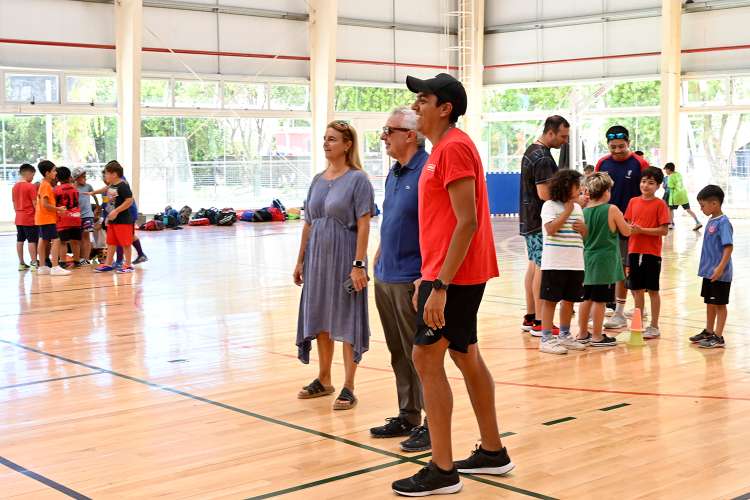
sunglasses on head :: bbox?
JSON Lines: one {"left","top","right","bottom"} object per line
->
{"left": 382, "top": 126, "right": 412, "bottom": 135}
{"left": 607, "top": 132, "right": 628, "bottom": 140}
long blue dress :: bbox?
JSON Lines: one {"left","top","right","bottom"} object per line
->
{"left": 296, "top": 169, "right": 375, "bottom": 364}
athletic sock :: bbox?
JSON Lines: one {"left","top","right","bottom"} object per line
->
{"left": 615, "top": 299, "right": 626, "bottom": 316}
{"left": 541, "top": 329, "right": 552, "bottom": 342}
{"left": 116, "top": 246, "right": 123, "bottom": 261}
{"left": 132, "top": 239, "right": 144, "bottom": 257}
{"left": 559, "top": 325, "right": 571, "bottom": 338}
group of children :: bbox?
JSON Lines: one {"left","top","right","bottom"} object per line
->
{"left": 539, "top": 165, "right": 733, "bottom": 353}
{"left": 12, "top": 159, "right": 148, "bottom": 276}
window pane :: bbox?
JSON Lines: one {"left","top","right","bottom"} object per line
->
{"left": 482, "top": 120, "right": 543, "bottom": 172}
{"left": 334, "top": 86, "right": 358, "bottom": 111}
{"left": 142, "top": 79, "right": 171, "bottom": 107}
{"left": 580, "top": 116, "right": 661, "bottom": 165}
{"left": 731, "top": 77, "right": 750, "bottom": 104}
{"left": 5, "top": 74, "right": 59, "bottom": 103}
{"left": 174, "top": 80, "right": 220, "bottom": 108}
{"left": 223, "top": 82, "right": 266, "bottom": 109}
{"left": 684, "top": 79, "right": 726, "bottom": 106}
{"left": 66, "top": 76, "right": 116, "bottom": 104}
{"left": 603, "top": 80, "right": 661, "bottom": 108}
{"left": 270, "top": 84, "right": 309, "bottom": 111}
{"left": 393, "top": 89, "right": 414, "bottom": 108}
{"left": 2, "top": 115, "right": 47, "bottom": 164}
{"left": 51, "top": 116, "right": 118, "bottom": 170}
{"left": 484, "top": 86, "right": 572, "bottom": 113}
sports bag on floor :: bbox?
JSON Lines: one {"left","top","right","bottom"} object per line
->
{"left": 216, "top": 208, "right": 237, "bottom": 226}
{"left": 188, "top": 217, "right": 210, "bottom": 226}
{"left": 179, "top": 206, "right": 192, "bottom": 225}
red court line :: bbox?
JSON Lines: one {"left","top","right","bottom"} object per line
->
{"left": 245, "top": 345, "right": 750, "bottom": 402}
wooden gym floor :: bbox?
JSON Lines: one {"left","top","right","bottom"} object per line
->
{"left": 1, "top": 216, "right": 749, "bottom": 499}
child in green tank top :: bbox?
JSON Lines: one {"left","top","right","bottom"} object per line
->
{"left": 577, "top": 173, "right": 631, "bottom": 347}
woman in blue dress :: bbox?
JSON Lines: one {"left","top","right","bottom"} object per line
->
{"left": 294, "top": 120, "right": 374, "bottom": 410}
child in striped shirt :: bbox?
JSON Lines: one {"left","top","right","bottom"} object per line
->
{"left": 539, "top": 169, "right": 588, "bottom": 354}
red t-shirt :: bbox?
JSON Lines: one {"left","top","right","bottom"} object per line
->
{"left": 624, "top": 196, "right": 670, "bottom": 256}
{"left": 418, "top": 128, "right": 499, "bottom": 285}
{"left": 54, "top": 183, "right": 81, "bottom": 230}
{"left": 12, "top": 181, "right": 37, "bottom": 226}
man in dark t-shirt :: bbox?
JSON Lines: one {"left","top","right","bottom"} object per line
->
{"left": 595, "top": 125, "right": 649, "bottom": 328}
{"left": 519, "top": 115, "right": 570, "bottom": 333}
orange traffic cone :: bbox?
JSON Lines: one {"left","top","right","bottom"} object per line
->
{"left": 627, "top": 308, "right": 646, "bottom": 346}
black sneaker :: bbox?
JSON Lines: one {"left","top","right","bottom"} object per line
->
{"left": 689, "top": 329, "right": 712, "bottom": 343}
{"left": 400, "top": 425, "right": 431, "bottom": 452}
{"left": 591, "top": 334, "right": 617, "bottom": 347}
{"left": 392, "top": 462, "right": 462, "bottom": 497}
{"left": 699, "top": 334, "right": 725, "bottom": 349}
{"left": 370, "top": 417, "right": 415, "bottom": 438}
{"left": 454, "top": 446, "right": 515, "bottom": 475}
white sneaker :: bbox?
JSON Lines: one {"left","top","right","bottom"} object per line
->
{"left": 603, "top": 314, "right": 628, "bottom": 329}
{"left": 557, "top": 336, "right": 587, "bottom": 350}
{"left": 37, "top": 266, "right": 51, "bottom": 275}
{"left": 644, "top": 326, "right": 661, "bottom": 339}
{"left": 539, "top": 339, "right": 567, "bottom": 355}
{"left": 625, "top": 308, "right": 649, "bottom": 319}
{"left": 50, "top": 266, "right": 72, "bottom": 276}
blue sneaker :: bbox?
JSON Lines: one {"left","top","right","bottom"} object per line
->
{"left": 114, "top": 260, "right": 123, "bottom": 270}
{"left": 116, "top": 265, "right": 134, "bottom": 274}
{"left": 94, "top": 265, "right": 114, "bottom": 273}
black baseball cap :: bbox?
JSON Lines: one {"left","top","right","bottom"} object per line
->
{"left": 406, "top": 73, "right": 467, "bottom": 118}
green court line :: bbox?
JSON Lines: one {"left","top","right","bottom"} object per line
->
{"left": 599, "top": 403, "right": 631, "bottom": 412}
{"left": 0, "top": 371, "right": 104, "bottom": 390}
{"left": 0, "top": 339, "right": 554, "bottom": 500}
{"left": 542, "top": 417, "right": 576, "bottom": 426}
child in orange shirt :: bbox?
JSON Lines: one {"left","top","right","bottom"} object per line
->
{"left": 35, "top": 160, "right": 71, "bottom": 276}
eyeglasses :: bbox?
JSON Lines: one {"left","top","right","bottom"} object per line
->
{"left": 606, "top": 132, "right": 628, "bottom": 140}
{"left": 382, "top": 126, "right": 412, "bottom": 135}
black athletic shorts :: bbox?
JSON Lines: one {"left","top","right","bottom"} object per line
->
{"left": 669, "top": 203, "right": 691, "bottom": 210}
{"left": 583, "top": 284, "right": 616, "bottom": 303}
{"left": 540, "top": 270, "right": 584, "bottom": 303}
{"left": 38, "top": 224, "right": 58, "bottom": 241}
{"left": 626, "top": 253, "right": 662, "bottom": 291}
{"left": 701, "top": 278, "right": 731, "bottom": 305}
{"left": 59, "top": 228, "right": 82, "bottom": 242}
{"left": 415, "top": 281, "right": 485, "bottom": 353}
{"left": 16, "top": 225, "right": 39, "bottom": 243}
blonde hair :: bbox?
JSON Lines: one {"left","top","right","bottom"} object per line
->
{"left": 584, "top": 172, "right": 614, "bottom": 200}
{"left": 327, "top": 120, "right": 362, "bottom": 170}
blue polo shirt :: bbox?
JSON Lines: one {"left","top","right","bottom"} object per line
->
{"left": 375, "top": 147, "right": 428, "bottom": 284}
{"left": 596, "top": 153, "right": 648, "bottom": 214}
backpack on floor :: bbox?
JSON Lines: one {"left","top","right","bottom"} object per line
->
{"left": 205, "top": 207, "right": 220, "bottom": 225}
{"left": 163, "top": 206, "right": 181, "bottom": 228}
{"left": 272, "top": 198, "right": 287, "bottom": 216}
{"left": 194, "top": 208, "right": 208, "bottom": 220}
{"left": 252, "top": 208, "right": 273, "bottom": 222}
{"left": 216, "top": 208, "right": 237, "bottom": 226}
{"left": 188, "top": 217, "right": 210, "bottom": 226}
{"left": 268, "top": 207, "right": 285, "bottom": 222}
{"left": 178, "top": 206, "right": 192, "bottom": 225}
{"left": 139, "top": 220, "right": 164, "bottom": 231}
{"left": 240, "top": 210, "right": 255, "bottom": 222}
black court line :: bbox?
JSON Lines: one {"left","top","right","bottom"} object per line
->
{"left": 599, "top": 403, "right": 630, "bottom": 412}
{"left": 0, "top": 456, "right": 91, "bottom": 500}
{"left": 542, "top": 417, "right": 576, "bottom": 426}
{"left": 732, "top": 493, "right": 750, "bottom": 500}
{"left": 0, "top": 339, "right": 554, "bottom": 500}
{"left": 0, "top": 371, "right": 104, "bottom": 390}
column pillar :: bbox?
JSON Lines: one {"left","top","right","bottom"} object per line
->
{"left": 660, "top": 0, "right": 682, "bottom": 165}
{"left": 115, "top": 0, "right": 143, "bottom": 201}
{"left": 308, "top": 0, "right": 337, "bottom": 175}
{"left": 457, "top": 0, "right": 484, "bottom": 143}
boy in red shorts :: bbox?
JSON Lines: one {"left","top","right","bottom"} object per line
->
{"left": 95, "top": 160, "right": 134, "bottom": 273}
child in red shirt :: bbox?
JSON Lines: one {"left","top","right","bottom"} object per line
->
{"left": 624, "top": 166, "right": 670, "bottom": 338}
{"left": 12, "top": 163, "right": 39, "bottom": 270}
{"left": 53, "top": 167, "right": 83, "bottom": 267}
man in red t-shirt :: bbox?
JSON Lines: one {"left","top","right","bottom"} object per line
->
{"left": 624, "top": 166, "right": 670, "bottom": 339}
{"left": 392, "top": 73, "right": 513, "bottom": 497}
{"left": 12, "top": 163, "right": 39, "bottom": 270}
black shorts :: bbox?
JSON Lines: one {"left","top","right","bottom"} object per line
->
{"left": 626, "top": 254, "right": 662, "bottom": 291}
{"left": 16, "top": 225, "right": 39, "bottom": 243}
{"left": 701, "top": 278, "right": 731, "bottom": 305}
{"left": 619, "top": 237, "right": 629, "bottom": 267}
{"left": 540, "top": 270, "right": 584, "bottom": 303}
{"left": 59, "top": 228, "right": 82, "bottom": 242}
{"left": 415, "top": 281, "right": 485, "bottom": 353}
{"left": 38, "top": 224, "right": 58, "bottom": 241}
{"left": 669, "top": 203, "right": 690, "bottom": 210}
{"left": 583, "top": 284, "right": 616, "bottom": 303}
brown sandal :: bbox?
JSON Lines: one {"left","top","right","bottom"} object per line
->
{"left": 298, "top": 378, "right": 335, "bottom": 399}
{"left": 333, "top": 387, "right": 357, "bottom": 410}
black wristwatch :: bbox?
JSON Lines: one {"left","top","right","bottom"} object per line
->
{"left": 352, "top": 260, "right": 366, "bottom": 269}
{"left": 432, "top": 279, "right": 449, "bottom": 291}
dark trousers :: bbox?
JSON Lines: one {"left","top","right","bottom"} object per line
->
{"left": 374, "top": 279, "right": 424, "bottom": 426}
